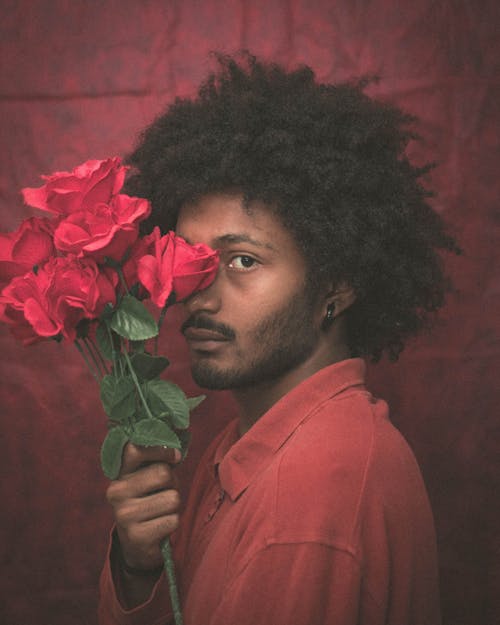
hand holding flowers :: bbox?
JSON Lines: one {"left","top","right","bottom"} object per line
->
{"left": 0, "top": 158, "right": 219, "bottom": 625}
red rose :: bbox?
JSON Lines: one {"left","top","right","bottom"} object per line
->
{"left": 0, "top": 255, "right": 116, "bottom": 343}
{"left": 53, "top": 194, "right": 151, "bottom": 263}
{"left": 171, "top": 234, "right": 220, "bottom": 301}
{"left": 0, "top": 216, "right": 55, "bottom": 287}
{"left": 22, "top": 157, "right": 127, "bottom": 216}
{"left": 0, "top": 298, "right": 42, "bottom": 345}
{"left": 121, "top": 228, "right": 157, "bottom": 293}
{"left": 137, "top": 230, "right": 219, "bottom": 307}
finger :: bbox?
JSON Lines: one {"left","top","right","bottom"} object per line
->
{"left": 108, "top": 463, "right": 178, "bottom": 501}
{"left": 118, "top": 489, "right": 181, "bottom": 525}
{"left": 121, "top": 443, "right": 182, "bottom": 475}
{"left": 117, "top": 514, "right": 180, "bottom": 569}
{"left": 129, "top": 514, "right": 181, "bottom": 543}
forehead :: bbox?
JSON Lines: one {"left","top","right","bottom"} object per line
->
{"left": 176, "top": 192, "right": 300, "bottom": 255}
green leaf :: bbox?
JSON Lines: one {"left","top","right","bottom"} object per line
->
{"left": 100, "top": 426, "right": 129, "bottom": 479}
{"left": 100, "top": 302, "right": 115, "bottom": 321}
{"left": 129, "top": 418, "right": 181, "bottom": 449}
{"left": 129, "top": 340, "right": 146, "bottom": 353}
{"left": 96, "top": 321, "right": 114, "bottom": 360}
{"left": 110, "top": 295, "right": 158, "bottom": 341}
{"left": 130, "top": 352, "right": 170, "bottom": 380}
{"left": 186, "top": 394, "right": 206, "bottom": 411}
{"left": 100, "top": 375, "right": 136, "bottom": 419}
{"left": 145, "top": 379, "right": 190, "bottom": 429}
{"left": 176, "top": 429, "right": 191, "bottom": 459}
{"left": 135, "top": 400, "right": 151, "bottom": 422}
{"left": 110, "top": 399, "right": 136, "bottom": 422}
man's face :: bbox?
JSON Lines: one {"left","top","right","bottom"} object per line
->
{"left": 176, "top": 193, "right": 325, "bottom": 391}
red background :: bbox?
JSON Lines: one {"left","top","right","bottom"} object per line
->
{"left": 1, "top": 2, "right": 499, "bottom": 624}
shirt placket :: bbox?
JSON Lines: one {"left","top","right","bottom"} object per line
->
{"left": 204, "top": 488, "right": 225, "bottom": 523}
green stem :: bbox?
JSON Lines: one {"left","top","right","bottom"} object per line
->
{"left": 123, "top": 347, "right": 184, "bottom": 623}
{"left": 74, "top": 340, "right": 100, "bottom": 382}
{"left": 106, "top": 325, "right": 119, "bottom": 376}
{"left": 161, "top": 539, "right": 183, "bottom": 625}
{"left": 122, "top": 348, "right": 155, "bottom": 420}
{"left": 116, "top": 347, "right": 124, "bottom": 377}
{"left": 155, "top": 293, "right": 176, "bottom": 355}
{"left": 87, "top": 335, "right": 109, "bottom": 375}
{"left": 154, "top": 307, "right": 168, "bottom": 356}
{"left": 116, "top": 266, "right": 129, "bottom": 295}
{"left": 83, "top": 337, "right": 105, "bottom": 378}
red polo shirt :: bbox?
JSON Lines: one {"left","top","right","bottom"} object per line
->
{"left": 99, "top": 358, "right": 441, "bottom": 625}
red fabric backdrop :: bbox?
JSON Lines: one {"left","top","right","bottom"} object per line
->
{"left": 1, "top": 2, "right": 498, "bottom": 624}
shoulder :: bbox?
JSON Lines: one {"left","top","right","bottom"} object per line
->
{"left": 271, "top": 388, "right": 428, "bottom": 548}
{"left": 278, "top": 387, "right": 409, "bottom": 484}
{"left": 287, "top": 385, "right": 420, "bottom": 479}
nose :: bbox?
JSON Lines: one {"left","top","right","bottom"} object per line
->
{"left": 183, "top": 271, "right": 222, "bottom": 316}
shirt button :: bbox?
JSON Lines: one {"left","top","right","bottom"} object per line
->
{"left": 204, "top": 490, "right": 225, "bottom": 522}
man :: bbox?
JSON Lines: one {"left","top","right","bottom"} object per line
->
{"left": 99, "top": 53, "right": 459, "bottom": 624}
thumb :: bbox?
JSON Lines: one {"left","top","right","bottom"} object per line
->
{"left": 121, "top": 442, "right": 182, "bottom": 475}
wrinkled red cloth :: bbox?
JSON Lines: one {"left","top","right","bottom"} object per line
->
{"left": 99, "top": 358, "right": 440, "bottom": 625}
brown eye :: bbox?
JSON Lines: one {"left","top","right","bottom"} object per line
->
{"left": 228, "top": 255, "right": 257, "bottom": 270}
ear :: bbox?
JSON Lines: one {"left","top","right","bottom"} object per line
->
{"left": 326, "top": 282, "right": 356, "bottom": 317}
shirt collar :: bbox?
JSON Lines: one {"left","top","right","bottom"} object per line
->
{"left": 216, "top": 358, "right": 366, "bottom": 501}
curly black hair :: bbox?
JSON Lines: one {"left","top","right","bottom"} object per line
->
{"left": 125, "top": 52, "right": 460, "bottom": 361}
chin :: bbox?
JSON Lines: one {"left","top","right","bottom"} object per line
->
{"left": 191, "top": 361, "right": 258, "bottom": 391}
{"left": 191, "top": 362, "right": 234, "bottom": 390}
{"left": 190, "top": 359, "right": 290, "bottom": 391}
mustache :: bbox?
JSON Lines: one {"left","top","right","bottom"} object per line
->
{"left": 180, "top": 315, "right": 236, "bottom": 340}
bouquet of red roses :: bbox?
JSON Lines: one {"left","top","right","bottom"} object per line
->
{"left": 0, "top": 157, "right": 219, "bottom": 625}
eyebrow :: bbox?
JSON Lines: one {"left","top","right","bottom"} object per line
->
{"left": 180, "top": 232, "right": 277, "bottom": 251}
{"left": 213, "top": 233, "right": 277, "bottom": 251}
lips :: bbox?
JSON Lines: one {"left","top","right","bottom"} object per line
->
{"left": 183, "top": 327, "right": 230, "bottom": 342}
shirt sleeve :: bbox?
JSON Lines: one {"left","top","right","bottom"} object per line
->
{"left": 97, "top": 423, "right": 237, "bottom": 625}
{"left": 207, "top": 541, "right": 374, "bottom": 625}
{"left": 97, "top": 530, "right": 174, "bottom": 625}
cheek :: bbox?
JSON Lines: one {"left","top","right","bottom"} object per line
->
{"left": 238, "top": 283, "right": 310, "bottom": 334}
{"left": 255, "top": 264, "right": 307, "bottom": 299}
{"left": 259, "top": 273, "right": 308, "bottom": 312}
{"left": 225, "top": 284, "right": 293, "bottom": 328}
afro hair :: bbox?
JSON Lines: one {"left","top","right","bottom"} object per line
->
{"left": 125, "top": 52, "right": 460, "bottom": 361}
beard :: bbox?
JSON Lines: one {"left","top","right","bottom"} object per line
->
{"left": 189, "top": 288, "right": 320, "bottom": 391}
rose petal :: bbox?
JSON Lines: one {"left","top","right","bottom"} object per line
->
{"left": 24, "top": 297, "right": 61, "bottom": 337}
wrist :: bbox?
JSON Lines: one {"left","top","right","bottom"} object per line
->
{"left": 110, "top": 531, "right": 164, "bottom": 610}
{"left": 117, "top": 548, "right": 164, "bottom": 578}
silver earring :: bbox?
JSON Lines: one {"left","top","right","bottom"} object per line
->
{"left": 322, "top": 302, "right": 335, "bottom": 330}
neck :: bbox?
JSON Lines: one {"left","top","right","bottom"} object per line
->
{"left": 233, "top": 338, "right": 352, "bottom": 436}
